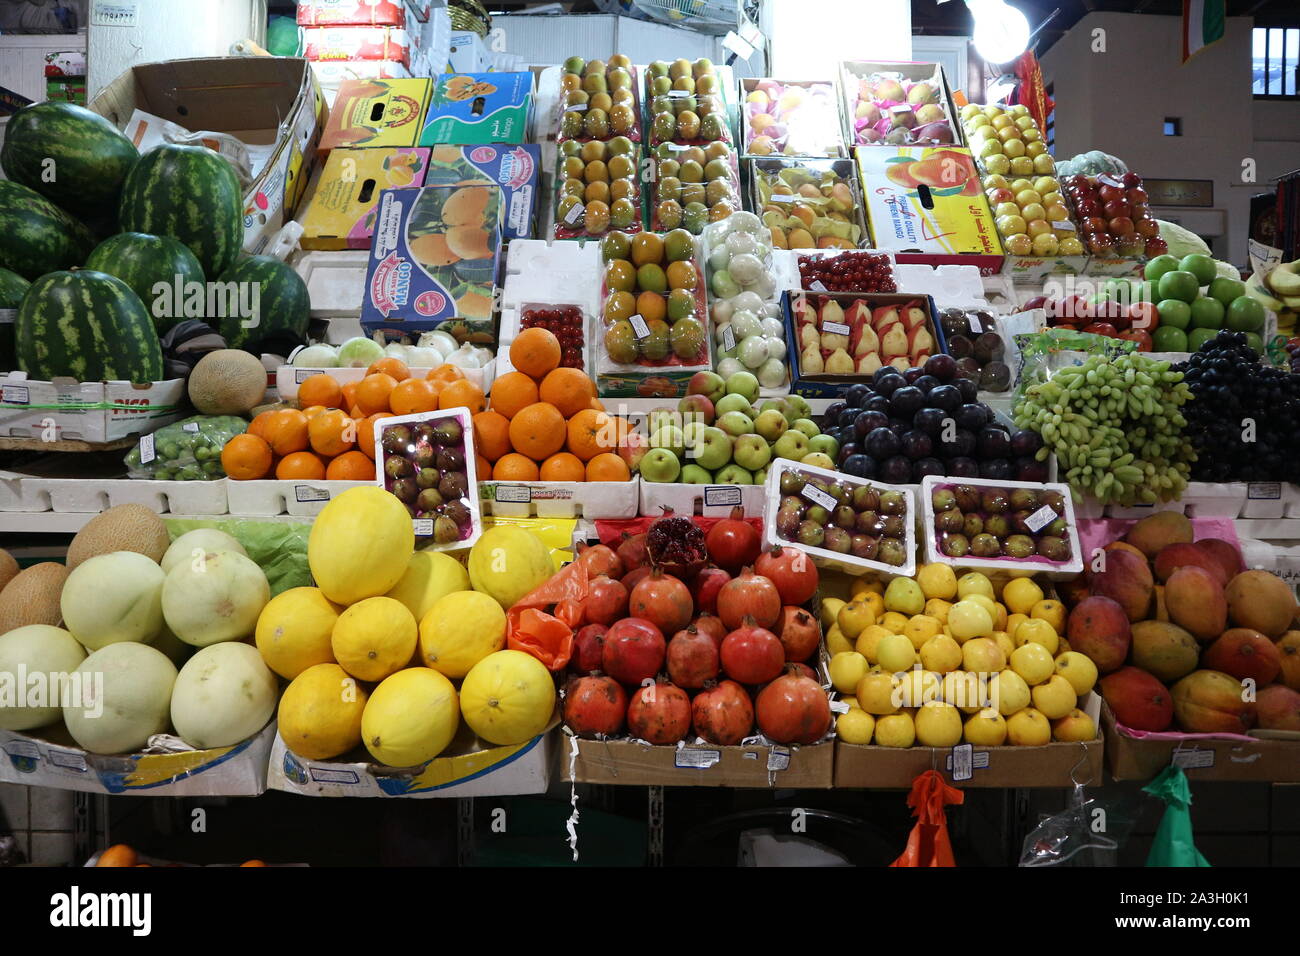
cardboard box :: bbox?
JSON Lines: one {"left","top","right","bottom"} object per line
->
{"left": 266, "top": 726, "right": 556, "bottom": 797}
{"left": 301, "top": 146, "right": 431, "bottom": 250}
{"left": 855, "top": 145, "right": 1005, "bottom": 275}
{"left": 320, "top": 76, "right": 431, "bottom": 150}
{"left": 1084, "top": 255, "right": 1145, "bottom": 278}
{"left": 419, "top": 72, "right": 534, "bottom": 146}
{"left": 1001, "top": 254, "right": 1092, "bottom": 280}
{"left": 302, "top": 27, "right": 413, "bottom": 67}
{"left": 0, "top": 723, "right": 275, "bottom": 796}
{"left": 0, "top": 373, "right": 186, "bottom": 444}
{"left": 297, "top": 0, "right": 407, "bottom": 26}
{"left": 448, "top": 30, "right": 490, "bottom": 73}
{"left": 359, "top": 184, "right": 502, "bottom": 337}
{"left": 90, "top": 57, "right": 327, "bottom": 259}
{"left": 837, "top": 60, "right": 964, "bottom": 151}
{"left": 422, "top": 144, "right": 541, "bottom": 241}
{"left": 563, "top": 735, "right": 834, "bottom": 788}
{"left": 1102, "top": 701, "right": 1300, "bottom": 782}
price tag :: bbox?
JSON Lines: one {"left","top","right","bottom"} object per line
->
{"left": 1097, "top": 174, "right": 1125, "bottom": 189}
{"left": 1, "top": 384, "right": 29, "bottom": 405}
{"left": 801, "top": 484, "right": 836, "bottom": 510}
{"left": 674, "top": 748, "right": 720, "bottom": 769}
{"left": 182, "top": 422, "right": 200, "bottom": 433}
{"left": 704, "top": 485, "right": 742, "bottom": 507}
{"left": 295, "top": 485, "right": 330, "bottom": 503}
{"left": 0, "top": 309, "right": 15, "bottom": 326}
{"left": 891, "top": 104, "right": 913, "bottom": 114}
{"left": 563, "top": 202, "right": 584, "bottom": 225}
{"left": 721, "top": 325, "right": 736, "bottom": 352}
{"left": 949, "top": 743, "right": 974, "bottom": 782}
{"left": 495, "top": 484, "right": 532, "bottom": 503}
{"left": 1025, "top": 504, "right": 1058, "bottom": 534}
{"left": 967, "top": 313, "right": 982, "bottom": 332}
{"left": 138, "top": 433, "right": 155, "bottom": 465}
{"left": 809, "top": 279, "right": 828, "bottom": 292}
{"left": 413, "top": 518, "right": 433, "bottom": 536}
{"left": 629, "top": 313, "right": 651, "bottom": 339}
{"left": 829, "top": 699, "right": 851, "bottom": 714}
{"left": 92, "top": 1, "right": 137, "bottom": 27}
{"left": 1247, "top": 482, "right": 1282, "bottom": 500}
{"left": 567, "top": 102, "right": 588, "bottom": 112}
{"left": 822, "top": 320, "right": 850, "bottom": 336}
{"left": 1171, "top": 748, "right": 1214, "bottom": 769}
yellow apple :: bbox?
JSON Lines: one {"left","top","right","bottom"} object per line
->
{"left": 1054, "top": 651, "right": 1098, "bottom": 696}
{"left": 1006, "top": 707, "right": 1051, "bottom": 746}
{"left": 948, "top": 600, "right": 993, "bottom": 641}
{"left": 942, "top": 670, "right": 987, "bottom": 712}
{"left": 964, "top": 707, "right": 1008, "bottom": 745}
{"left": 1030, "top": 599, "right": 1067, "bottom": 635}
{"left": 956, "top": 572, "right": 994, "bottom": 600}
{"left": 874, "top": 712, "right": 916, "bottom": 748}
{"left": 896, "top": 669, "right": 941, "bottom": 708}
{"left": 904, "top": 614, "right": 942, "bottom": 650}
{"left": 1002, "top": 577, "right": 1043, "bottom": 614}
{"left": 1006, "top": 612, "right": 1028, "bottom": 638}
{"left": 825, "top": 626, "right": 853, "bottom": 657}
{"left": 994, "top": 631, "right": 1016, "bottom": 662}
{"left": 841, "top": 695, "right": 860, "bottom": 710}
{"left": 879, "top": 611, "right": 910, "bottom": 635}
{"left": 1014, "top": 618, "right": 1059, "bottom": 655}
{"left": 1051, "top": 708, "right": 1097, "bottom": 742}
{"left": 964, "top": 593, "right": 999, "bottom": 622}
{"left": 837, "top": 598, "right": 876, "bottom": 639}
{"left": 915, "top": 702, "right": 963, "bottom": 747}
{"left": 1031, "top": 673, "right": 1077, "bottom": 719}
{"left": 877, "top": 633, "right": 917, "bottom": 673}
{"left": 920, "top": 634, "right": 963, "bottom": 673}
{"left": 1011, "top": 642, "right": 1055, "bottom": 685}
{"left": 924, "top": 598, "right": 952, "bottom": 624}
{"left": 884, "top": 577, "right": 925, "bottom": 616}
{"left": 850, "top": 576, "right": 882, "bottom": 598}
{"left": 819, "top": 597, "right": 846, "bottom": 632}
{"left": 916, "top": 563, "right": 958, "bottom": 600}
{"left": 829, "top": 651, "right": 869, "bottom": 694}
{"left": 990, "top": 669, "right": 1031, "bottom": 715}
{"left": 961, "top": 637, "right": 1006, "bottom": 673}
{"left": 854, "top": 624, "right": 893, "bottom": 663}
{"left": 836, "top": 708, "right": 875, "bottom": 744}
{"left": 856, "top": 672, "right": 899, "bottom": 715}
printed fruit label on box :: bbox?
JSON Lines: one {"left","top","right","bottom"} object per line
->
{"left": 302, "top": 146, "right": 430, "bottom": 249}
{"left": 361, "top": 185, "right": 500, "bottom": 333}
{"left": 302, "top": 27, "right": 412, "bottom": 64}
{"left": 321, "top": 77, "right": 431, "bottom": 150}
{"left": 297, "top": 0, "right": 406, "bottom": 26}
{"left": 423, "top": 144, "right": 540, "bottom": 240}
{"left": 419, "top": 73, "right": 534, "bottom": 146}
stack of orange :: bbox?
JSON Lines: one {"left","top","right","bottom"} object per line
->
{"left": 476, "top": 328, "right": 632, "bottom": 482}
{"left": 220, "top": 357, "right": 488, "bottom": 482}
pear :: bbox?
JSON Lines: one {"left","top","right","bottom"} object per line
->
{"left": 854, "top": 325, "right": 879, "bottom": 357}
{"left": 800, "top": 345, "right": 824, "bottom": 375}
{"left": 825, "top": 348, "right": 855, "bottom": 375}
{"left": 856, "top": 353, "right": 882, "bottom": 376}
{"left": 820, "top": 329, "right": 850, "bottom": 352}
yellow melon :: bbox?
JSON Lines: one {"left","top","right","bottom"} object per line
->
{"left": 278, "top": 663, "right": 368, "bottom": 761}
{"left": 361, "top": 667, "right": 459, "bottom": 767}
{"left": 331, "top": 596, "right": 417, "bottom": 682}
{"left": 417, "top": 590, "right": 505, "bottom": 678}
{"left": 255, "top": 587, "right": 341, "bottom": 679}
{"left": 467, "top": 525, "right": 554, "bottom": 610}
{"left": 384, "top": 551, "right": 470, "bottom": 622}
{"left": 308, "top": 486, "right": 414, "bottom": 605}
{"left": 459, "top": 650, "right": 556, "bottom": 745}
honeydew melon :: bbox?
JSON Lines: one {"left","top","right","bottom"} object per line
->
{"left": 170, "top": 642, "right": 278, "bottom": 749}
{"left": 160, "top": 528, "right": 247, "bottom": 574}
{"left": 0, "top": 625, "right": 87, "bottom": 730}
{"left": 162, "top": 550, "right": 270, "bottom": 646}
{"left": 64, "top": 642, "right": 176, "bottom": 754}
{"left": 60, "top": 551, "right": 165, "bottom": 650}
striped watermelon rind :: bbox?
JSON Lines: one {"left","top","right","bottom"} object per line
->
{"left": 15, "top": 270, "right": 164, "bottom": 384}
{"left": 0, "top": 180, "right": 96, "bottom": 280}
{"left": 118, "top": 144, "right": 244, "bottom": 281}
{"left": 0, "top": 102, "right": 139, "bottom": 218}
{"left": 85, "top": 232, "right": 205, "bottom": 334}
{"left": 215, "top": 255, "right": 310, "bottom": 350}
{"left": 0, "top": 266, "right": 31, "bottom": 372}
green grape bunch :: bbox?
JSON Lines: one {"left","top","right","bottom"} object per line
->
{"left": 1013, "top": 353, "right": 1196, "bottom": 506}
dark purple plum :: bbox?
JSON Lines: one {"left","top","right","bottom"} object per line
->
{"left": 864, "top": 427, "right": 900, "bottom": 459}
{"left": 863, "top": 395, "right": 891, "bottom": 414}
{"left": 880, "top": 455, "right": 912, "bottom": 484}
{"left": 903, "top": 366, "right": 924, "bottom": 383}
{"left": 823, "top": 401, "right": 847, "bottom": 424}
{"left": 979, "top": 458, "right": 1014, "bottom": 480}
{"left": 914, "top": 407, "right": 947, "bottom": 436}
{"left": 889, "top": 385, "right": 925, "bottom": 417}
{"left": 901, "top": 429, "right": 932, "bottom": 459}
{"left": 913, "top": 374, "right": 940, "bottom": 394}
{"left": 923, "top": 353, "right": 957, "bottom": 381}
{"left": 947, "top": 457, "right": 981, "bottom": 478}
{"left": 927, "top": 384, "right": 961, "bottom": 411}
{"left": 841, "top": 454, "right": 875, "bottom": 478}
{"left": 955, "top": 378, "right": 978, "bottom": 403}
{"left": 979, "top": 426, "right": 1012, "bottom": 459}
{"left": 844, "top": 384, "right": 872, "bottom": 407}
{"left": 954, "top": 403, "right": 989, "bottom": 430}
{"left": 1010, "top": 429, "right": 1044, "bottom": 457}
{"left": 838, "top": 408, "right": 859, "bottom": 429}
{"left": 911, "top": 457, "right": 944, "bottom": 481}
{"left": 854, "top": 410, "right": 890, "bottom": 437}
{"left": 874, "top": 375, "right": 905, "bottom": 398}
{"left": 1015, "top": 457, "right": 1050, "bottom": 482}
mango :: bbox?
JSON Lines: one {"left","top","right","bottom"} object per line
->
{"left": 1098, "top": 666, "right": 1173, "bottom": 732}
{"left": 1164, "top": 565, "right": 1227, "bottom": 642}
{"left": 1196, "top": 538, "right": 1245, "bottom": 582}
{"left": 1065, "top": 595, "right": 1131, "bottom": 674}
{"left": 1224, "top": 570, "right": 1297, "bottom": 638}
{"left": 1256, "top": 684, "right": 1300, "bottom": 731}
{"left": 1123, "top": 511, "right": 1192, "bottom": 559}
{"left": 1278, "top": 631, "right": 1300, "bottom": 690}
{"left": 1129, "top": 621, "right": 1199, "bottom": 683}
{"left": 1153, "top": 542, "right": 1227, "bottom": 586}
{"left": 1200, "top": 628, "right": 1281, "bottom": 684}
{"left": 1170, "top": 669, "right": 1256, "bottom": 734}
{"left": 1090, "top": 548, "right": 1153, "bottom": 622}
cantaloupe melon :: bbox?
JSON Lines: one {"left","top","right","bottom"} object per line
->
{"left": 361, "top": 667, "right": 459, "bottom": 767}
{"left": 254, "top": 586, "right": 340, "bottom": 679}
{"left": 467, "top": 525, "right": 554, "bottom": 610}
{"left": 0, "top": 562, "right": 68, "bottom": 632}
{"left": 0, "top": 548, "right": 18, "bottom": 593}
{"left": 66, "top": 504, "right": 169, "bottom": 570}
{"left": 278, "top": 662, "right": 368, "bottom": 761}
{"left": 170, "top": 642, "right": 279, "bottom": 749}
{"left": 187, "top": 349, "right": 267, "bottom": 416}
{"left": 160, "top": 528, "right": 247, "bottom": 574}
{"left": 308, "top": 486, "right": 414, "bottom": 605}
{"left": 61, "top": 551, "right": 166, "bottom": 650}
{"left": 384, "top": 550, "right": 471, "bottom": 622}
{"left": 0, "top": 625, "right": 87, "bottom": 730}
{"left": 162, "top": 550, "right": 270, "bottom": 646}
{"left": 64, "top": 642, "right": 177, "bottom": 754}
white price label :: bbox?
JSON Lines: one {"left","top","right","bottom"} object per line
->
{"left": 1247, "top": 482, "right": 1282, "bottom": 501}
{"left": 801, "top": 484, "right": 836, "bottom": 510}
{"left": 0, "top": 309, "right": 15, "bottom": 326}
{"left": 92, "top": 1, "right": 137, "bottom": 27}
{"left": 138, "top": 433, "right": 155, "bottom": 465}
{"left": 722, "top": 325, "right": 736, "bottom": 352}
{"left": 704, "top": 486, "right": 742, "bottom": 508}
{"left": 674, "top": 748, "right": 721, "bottom": 769}
{"left": 182, "top": 422, "right": 200, "bottom": 433}
{"left": 950, "top": 743, "right": 974, "bottom": 782}
{"left": 967, "top": 313, "right": 982, "bottom": 332}
{"left": 891, "top": 104, "right": 913, "bottom": 114}
{"left": 1054, "top": 219, "right": 1077, "bottom": 231}
{"left": 1025, "top": 504, "right": 1058, "bottom": 534}
{"left": 413, "top": 518, "right": 434, "bottom": 536}
{"left": 629, "top": 314, "right": 651, "bottom": 339}
{"left": 563, "top": 202, "right": 584, "bottom": 225}
{"left": 567, "top": 102, "right": 588, "bottom": 112}
{"left": 1097, "top": 174, "right": 1125, "bottom": 189}
{"left": 809, "top": 279, "right": 828, "bottom": 292}
{"left": 495, "top": 484, "right": 532, "bottom": 503}
{"left": 1, "top": 385, "right": 29, "bottom": 405}
{"left": 295, "top": 485, "right": 331, "bottom": 503}
{"left": 822, "top": 320, "right": 850, "bottom": 336}
{"left": 1172, "top": 749, "right": 1214, "bottom": 769}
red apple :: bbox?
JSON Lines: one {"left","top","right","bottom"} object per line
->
{"left": 1145, "top": 237, "right": 1169, "bottom": 256}
{"left": 1099, "top": 184, "right": 1124, "bottom": 203}
{"left": 1023, "top": 295, "right": 1048, "bottom": 311}
{"left": 1121, "top": 171, "right": 1142, "bottom": 187}
{"left": 1108, "top": 216, "right": 1135, "bottom": 235}
{"left": 1083, "top": 322, "right": 1118, "bottom": 337}
{"left": 1128, "top": 302, "right": 1158, "bottom": 330}
{"left": 1103, "top": 200, "right": 1131, "bottom": 220}
{"left": 1127, "top": 187, "right": 1148, "bottom": 204}
{"left": 1083, "top": 216, "right": 1107, "bottom": 233}
{"left": 1118, "top": 329, "right": 1153, "bottom": 351}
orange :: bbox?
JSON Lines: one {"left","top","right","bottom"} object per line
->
{"left": 367, "top": 356, "right": 411, "bottom": 382}
{"left": 492, "top": 453, "right": 540, "bottom": 481}
{"left": 510, "top": 327, "right": 562, "bottom": 380}
{"left": 326, "top": 450, "right": 375, "bottom": 480}
{"left": 389, "top": 378, "right": 439, "bottom": 415}
{"left": 540, "top": 452, "right": 586, "bottom": 482}
{"left": 247, "top": 410, "right": 277, "bottom": 441}
{"left": 489, "top": 371, "right": 539, "bottom": 419}
{"left": 355, "top": 373, "right": 398, "bottom": 416}
{"left": 356, "top": 412, "right": 392, "bottom": 460}
{"left": 240, "top": 860, "right": 268, "bottom": 867}
{"left": 297, "top": 373, "right": 343, "bottom": 410}
{"left": 426, "top": 363, "right": 466, "bottom": 391}
{"left": 308, "top": 408, "right": 356, "bottom": 457}
{"left": 636, "top": 290, "right": 666, "bottom": 324}
{"left": 591, "top": 397, "right": 606, "bottom": 411}
{"left": 340, "top": 380, "right": 359, "bottom": 410}
{"left": 96, "top": 844, "right": 138, "bottom": 867}
{"left": 438, "top": 378, "right": 486, "bottom": 414}
{"left": 301, "top": 405, "right": 327, "bottom": 419}
{"left": 475, "top": 454, "right": 492, "bottom": 480}
{"left": 566, "top": 408, "right": 617, "bottom": 462}
{"left": 587, "top": 452, "right": 631, "bottom": 482}
{"left": 472, "top": 410, "right": 512, "bottom": 462}
{"left": 276, "top": 451, "right": 328, "bottom": 480}
{"left": 539, "top": 367, "right": 596, "bottom": 418}
{"left": 508, "top": 402, "right": 567, "bottom": 461}
{"left": 221, "top": 433, "right": 273, "bottom": 481}
{"left": 264, "top": 409, "right": 310, "bottom": 456}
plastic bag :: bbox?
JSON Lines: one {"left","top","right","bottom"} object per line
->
{"left": 125, "top": 415, "right": 247, "bottom": 481}
{"left": 1144, "top": 766, "right": 1210, "bottom": 867}
{"left": 890, "top": 770, "right": 963, "bottom": 867}
{"left": 1011, "top": 328, "right": 1136, "bottom": 406}
{"left": 1020, "top": 781, "right": 1121, "bottom": 866}
{"left": 505, "top": 560, "right": 589, "bottom": 671}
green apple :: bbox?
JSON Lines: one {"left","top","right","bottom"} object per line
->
{"left": 681, "top": 419, "right": 707, "bottom": 449}
{"left": 714, "top": 392, "right": 753, "bottom": 418}
{"left": 792, "top": 418, "right": 820, "bottom": 438}
{"left": 801, "top": 452, "right": 836, "bottom": 470}
{"left": 808, "top": 433, "right": 839, "bottom": 459}
{"left": 784, "top": 394, "right": 812, "bottom": 421}
{"left": 1245, "top": 331, "right": 1264, "bottom": 353}
{"left": 649, "top": 425, "right": 685, "bottom": 458}
{"left": 680, "top": 464, "right": 713, "bottom": 484}
{"left": 1207, "top": 276, "right": 1246, "bottom": 307}
{"left": 646, "top": 406, "right": 680, "bottom": 433}
{"left": 724, "top": 370, "right": 760, "bottom": 403}
{"left": 1155, "top": 298, "right": 1191, "bottom": 329}
{"left": 1157, "top": 270, "right": 1200, "bottom": 304}
{"left": 1225, "top": 295, "right": 1265, "bottom": 332}
{"left": 732, "top": 434, "right": 772, "bottom": 471}
{"left": 639, "top": 448, "right": 681, "bottom": 483}
{"left": 690, "top": 425, "right": 732, "bottom": 470}
{"left": 753, "top": 409, "right": 788, "bottom": 442}
{"left": 714, "top": 464, "right": 753, "bottom": 484}
{"left": 1179, "top": 253, "right": 1216, "bottom": 286}
{"left": 1151, "top": 326, "right": 1188, "bottom": 352}
{"left": 753, "top": 467, "right": 767, "bottom": 486}
{"left": 1188, "top": 296, "right": 1225, "bottom": 330}
{"left": 1187, "top": 327, "right": 1217, "bottom": 352}
{"left": 1144, "top": 254, "right": 1180, "bottom": 282}
{"left": 716, "top": 410, "right": 755, "bottom": 438}
{"left": 772, "top": 430, "right": 810, "bottom": 461}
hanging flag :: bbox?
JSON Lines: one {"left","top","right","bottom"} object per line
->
{"left": 1182, "top": 0, "right": 1226, "bottom": 64}
{"left": 1012, "top": 50, "right": 1053, "bottom": 138}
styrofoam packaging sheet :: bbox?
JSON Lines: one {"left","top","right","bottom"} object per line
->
{"left": 0, "top": 471, "right": 52, "bottom": 512}
{"left": 761, "top": 457, "right": 917, "bottom": 579}
{"left": 640, "top": 480, "right": 766, "bottom": 518}
{"left": 290, "top": 248, "right": 370, "bottom": 319}
{"left": 919, "top": 474, "right": 1082, "bottom": 579}
{"left": 276, "top": 362, "right": 494, "bottom": 404}
{"left": 501, "top": 238, "right": 601, "bottom": 315}
{"left": 226, "top": 479, "right": 368, "bottom": 517}
{"left": 894, "top": 262, "right": 988, "bottom": 309}
{"left": 479, "top": 477, "right": 639, "bottom": 519}
{"left": 23, "top": 477, "right": 229, "bottom": 516}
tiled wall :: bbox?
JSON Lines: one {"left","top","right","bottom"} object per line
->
{"left": 0, "top": 783, "right": 78, "bottom": 865}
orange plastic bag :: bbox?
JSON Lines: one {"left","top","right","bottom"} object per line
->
{"left": 890, "top": 770, "right": 964, "bottom": 867}
{"left": 506, "top": 560, "right": 589, "bottom": 671}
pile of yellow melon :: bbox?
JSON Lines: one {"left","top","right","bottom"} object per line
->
{"left": 262, "top": 487, "right": 558, "bottom": 767}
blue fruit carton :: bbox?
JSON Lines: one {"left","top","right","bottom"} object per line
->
{"left": 422, "top": 143, "right": 541, "bottom": 240}
{"left": 361, "top": 184, "right": 501, "bottom": 337}
{"left": 418, "top": 72, "right": 534, "bottom": 146}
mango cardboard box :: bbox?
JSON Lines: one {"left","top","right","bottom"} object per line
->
{"left": 319, "top": 77, "right": 431, "bottom": 150}
{"left": 360, "top": 184, "right": 501, "bottom": 337}
{"left": 562, "top": 736, "right": 834, "bottom": 788}
{"left": 90, "top": 57, "right": 326, "bottom": 258}
{"left": 855, "top": 145, "right": 1004, "bottom": 275}
{"left": 0, "top": 723, "right": 275, "bottom": 796}
{"left": 419, "top": 72, "right": 534, "bottom": 146}
{"left": 301, "top": 146, "right": 431, "bottom": 250}
{"left": 422, "top": 144, "right": 542, "bottom": 241}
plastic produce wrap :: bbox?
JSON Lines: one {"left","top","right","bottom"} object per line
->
{"left": 741, "top": 79, "right": 845, "bottom": 158}
{"left": 556, "top": 58, "right": 642, "bottom": 144}
{"left": 703, "top": 212, "right": 788, "bottom": 387}
{"left": 643, "top": 60, "right": 731, "bottom": 148}
{"left": 1020, "top": 781, "right": 1122, "bottom": 867}
{"left": 1010, "top": 327, "right": 1136, "bottom": 403}
{"left": 163, "top": 517, "right": 311, "bottom": 596}
{"left": 843, "top": 65, "right": 957, "bottom": 147}
{"left": 553, "top": 138, "right": 643, "bottom": 239}
{"left": 749, "top": 158, "right": 867, "bottom": 251}
{"left": 125, "top": 415, "right": 247, "bottom": 481}
{"left": 650, "top": 140, "right": 741, "bottom": 235}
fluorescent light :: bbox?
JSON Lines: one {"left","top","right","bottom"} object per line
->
{"left": 968, "top": 0, "right": 1030, "bottom": 64}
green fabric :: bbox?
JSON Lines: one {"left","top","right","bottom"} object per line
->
{"left": 164, "top": 517, "right": 312, "bottom": 596}
{"left": 1143, "top": 766, "right": 1210, "bottom": 868}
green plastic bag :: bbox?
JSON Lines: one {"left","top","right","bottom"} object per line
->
{"left": 1143, "top": 766, "right": 1210, "bottom": 868}
{"left": 163, "top": 517, "right": 312, "bottom": 597}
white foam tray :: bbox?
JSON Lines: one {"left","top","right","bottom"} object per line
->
{"left": 640, "top": 480, "right": 766, "bottom": 518}
{"left": 225, "top": 479, "right": 367, "bottom": 517}
{"left": 479, "top": 478, "right": 639, "bottom": 518}
{"left": 290, "top": 248, "right": 370, "bottom": 320}
{"left": 18, "top": 478, "right": 229, "bottom": 516}
{"left": 501, "top": 238, "right": 602, "bottom": 317}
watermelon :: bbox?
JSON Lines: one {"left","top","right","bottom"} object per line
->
{"left": 214, "top": 255, "right": 310, "bottom": 350}
{"left": 118, "top": 144, "right": 243, "bottom": 280}
{"left": 15, "top": 270, "right": 164, "bottom": 383}
{"left": 0, "top": 180, "right": 96, "bottom": 280}
{"left": 85, "top": 232, "right": 205, "bottom": 334}
{"left": 0, "top": 267, "right": 31, "bottom": 371}
{"left": 0, "top": 102, "right": 139, "bottom": 219}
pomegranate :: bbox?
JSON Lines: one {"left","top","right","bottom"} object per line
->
{"left": 755, "top": 669, "right": 832, "bottom": 744}
{"left": 755, "top": 545, "right": 819, "bottom": 606}
{"left": 616, "top": 531, "right": 648, "bottom": 572}
{"left": 716, "top": 567, "right": 781, "bottom": 630}
{"left": 629, "top": 568, "right": 694, "bottom": 637}
{"left": 570, "top": 623, "right": 609, "bottom": 673}
{"left": 584, "top": 575, "right": 629, "bottom": 626}
{"left": 575, "top": 541, "right": 623, "bottom": 579}
{"left": 720, "top": 618, "right": 785, "bottom": 685}
{"left": 787, "top": 662, "right": 818, "bottom": 681}
{"left": 563, "top": 675, "right": 626, "bottom": 737}
{"left": 602, "top": 618, "right": 666, "bottom": 685}
{"left": 705, "top": 506, "right": 761, "bottom": 573}
{"left": 666, "top": 626, "right": 720, "bottom": 688}
{"left": 621, "top": 565, "right": 652, "bottom": 593}
{"left": 775, "top": 606, "right": 821, "bottom": 662}
{"left": 627, "top": 679, "right": 692, "bottom": 744}
{"left": 692, "top": 680, "right": 754, "bottom": 745}
{"left": 645, "top": 507, "right": 707, "bottom": 579}
{"left": 691, "top": 612, "right": 727, "bottom": 649}
{"left": 692, "top": 566, "right": 731, "bottom": 614}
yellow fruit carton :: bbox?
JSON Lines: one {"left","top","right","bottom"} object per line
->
{"left": 855, "top": 145, "right": 1005, "bottom": 275}
{"left": 301, "top": 146, "right": 431, "bottom": 250}
{"left": 320, "top": 77, "right": 431, "bottom": 150}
